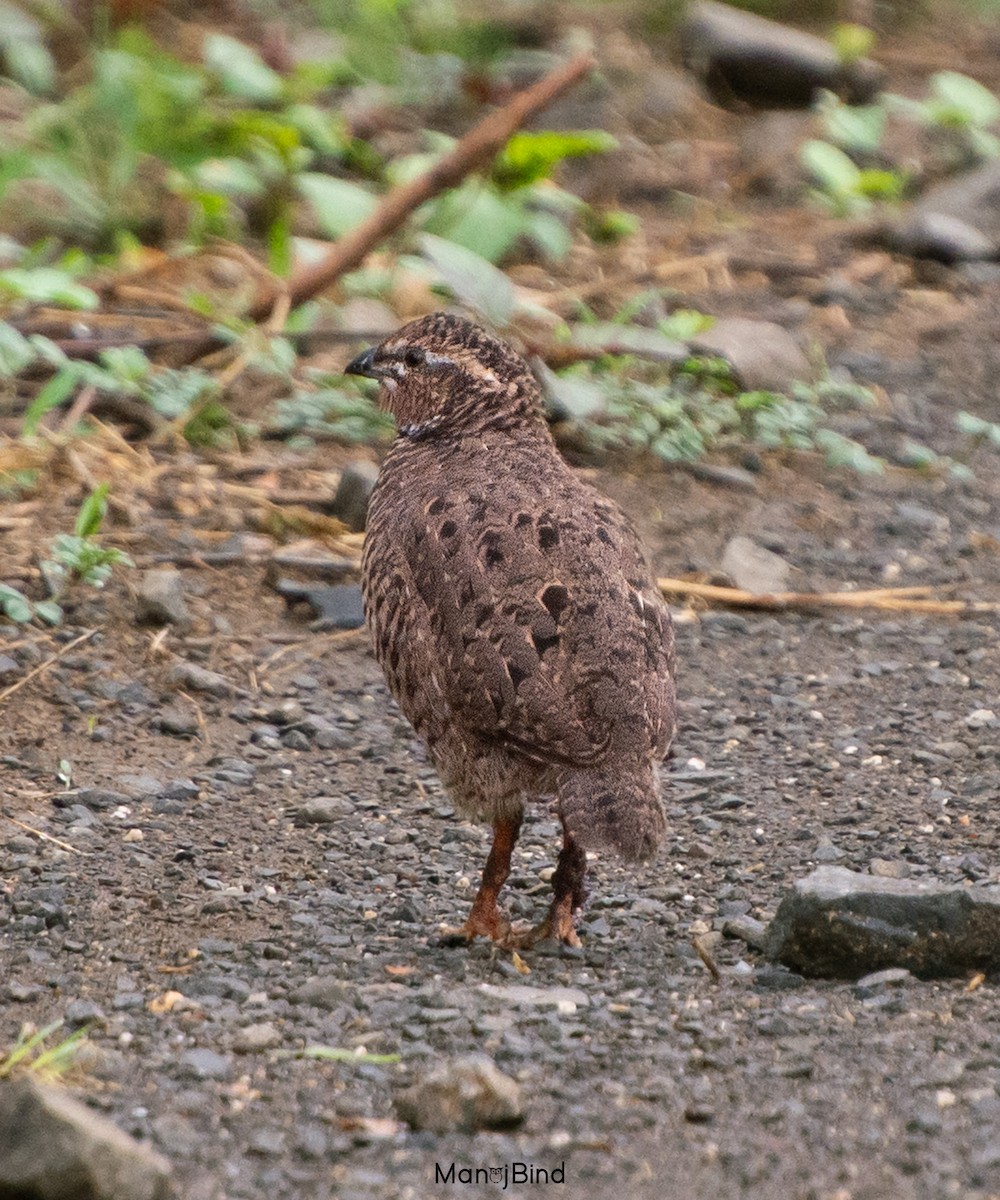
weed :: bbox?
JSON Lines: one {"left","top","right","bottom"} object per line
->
{"left": 555, "top": 353, "right": 885, "bottom": 473}
{"left": 40, "top": 484, "right": 134, "bottom": 603}
{"left": 0, "top": 1020, "right": 90, "bottom": 1084}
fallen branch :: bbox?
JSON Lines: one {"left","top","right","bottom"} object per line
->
{"left": 258, "top": 51, "right": 596, "bottom": 318}
{"left": 658, "top": 577, "right": 1000, "bottom": 616}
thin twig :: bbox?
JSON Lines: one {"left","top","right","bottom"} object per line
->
{"left": 2, "top": 814, "right": 86, "bottom": 855}
{"left": 658, "top": 577, "right": 1000, "bottom": 616}
{"left": 0, "top": 629, "right": 98, "bottom": 707}
{"left": 692, "top": 934, "right": 721, "bottom": 983}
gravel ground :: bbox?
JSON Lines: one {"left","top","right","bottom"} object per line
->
{"left": 2, "top": 430, "right": 1000, "bottom": 1199}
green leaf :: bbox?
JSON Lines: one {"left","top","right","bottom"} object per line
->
{"left": 831, "top": 22, "right": 876, "bottom": 65}
{"left": 32, "top": 600, "right": 63, "bottom": 626}
{"left": 493, "top": 130, "right": 617, "bottom": 191}
{"left": 521, "top": 208, "right": 572, "bottom": 261}
{"left": 822, "top": 99, "right": 886, "bottom": 154}
{"left": 4, "top": 39, "right": 56, "bottom": 95}
{"left": 0, "top": 269, "right": 98, "bottom": 309}
{"left": 957, "top": 410, "right": 1000, "bottom": 446}
{"left": 297, "top": 174, "right": 378, "bottom": 238}
{"left": 203, "top": 34, "right": 283, "bottom": 103}
{"left": 0, "top": 584, "right": 33, "bottom": 624}
{"left": 659, "top": 310, "right": 715, "bottom": 341}
{"left": 422, "top": 186, "right": 524, "bottom": 263}
{"left": 74, "top": 484, "right": 109, "bottom": 539}
{"left": 814, "top": 428, "right": 884, "bottom": 473}
{"left": 800, "top": 140, "right": 861, "bottom": 193}
{"left": 0, "top": 322, "right": 35, "bottom": 376}
{"left": 930, "top": 71, "right": 1000, "bottom": 128}
{"left": 417, "top": 233, "right": 515, "bottom": 326}
{"left": 296, "top": 1045, "right": 400, "bottom": 1065}
{"left": 22, "top": 366, "right": 78, "bottom": 437}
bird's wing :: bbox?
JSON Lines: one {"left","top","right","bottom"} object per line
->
{"left": 400, "top": 479, "right": 674, "bottom": 768}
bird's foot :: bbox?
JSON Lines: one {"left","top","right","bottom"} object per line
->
{"left": 438, "top": 902, "right": 513, "bottom": 946}
{"left": 508, "top": 894, "right": 581, "bottom": 950}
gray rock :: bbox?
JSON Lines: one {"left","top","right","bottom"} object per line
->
{"left": 329, "top": 460, "right": 379, "bottom": 533}
{"left": 233, "top": 1022, "right": 282, "bottom": 1054}
{"left": 479, "top": 983, "right": 590, "bottom": 1011}
{"left": 296, "top": 796, "right": 352, "bottom": 825}
{"left": 288, "top": 975, "right": 356, "bottom": 1010}
{"left": 53, "top": 788, "right": 131, "bottom": 811}
{"left": 135, "top": 569, "right": 189, "bottom": 627}
{"left": 154, "top": 705, "right": 200, "bottom": 737}
{"left": 0, "top": 654, "right": 19, "bottom": 678}
{"left": 175, "top": 1048, "right": 232, "bottom": 1081}
{"left": 889, "top": 161, "right": 1000, "bottom": 262}
{"left": 692, "top": 318, "right": 814, "bottom": 392}
{"left": 723, "top": 914, "right": 768, "bottom": 950}
{"left": 683, "top": 462, "right": 760, "bottom": 493}
{"left": 165, "top": 661, "right": 250, "bottom": 699}
{"left": 0, "top": 1076, "right": 173, "bottom": 1200}
{"left": 395, "top": 1054, "right": 523, "bottom": 1133}
{"left": 765, "top": 866, "right": 1000, "bottom": 978}
{"left": 680, "top": 1, "right": 883, "bottom": 110}
{"left": 720, "top": 535, "right": 791, "bottom": 595}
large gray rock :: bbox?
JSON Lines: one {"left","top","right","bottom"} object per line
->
{"left": 691, "top": 317, "right": 814, "bottom": 392}
{"left": 680, "top": 1, "right": 883, "bottom": 111}
{"left": 765, "top": 866, "right": 1000, "bottom": 979}
{"left": 720, "top": 535, "right": 791, "bottom": 594}
{"left": 395, "top": 1054, "right": 523, "bottom": 1134}
{"left": 0, "top": 1076, "right": 173, "bottom": 1200}
{"left": 890, "top": 160, "right": 1000, "bottom": 262}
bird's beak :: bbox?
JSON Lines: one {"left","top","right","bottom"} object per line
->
{"left": 344, "top": 345, "right": 378, "bottom": 378}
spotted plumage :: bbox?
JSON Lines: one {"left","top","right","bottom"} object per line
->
{"left": 346, "top": 312, "right": 676, "bottom": 946}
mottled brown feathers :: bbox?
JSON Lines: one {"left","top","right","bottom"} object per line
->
{"left": 349, "top": 312, "right": 676, "bottom": 944}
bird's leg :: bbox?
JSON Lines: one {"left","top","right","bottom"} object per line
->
{"left": 517, "top": 825, "right": 587, "bottom": 949}
{"left": 442, "top": 814, "right": 523, "bottom": 944}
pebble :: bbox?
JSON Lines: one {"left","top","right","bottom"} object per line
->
{"left": 296, "top": 796, "right": 353, "bottom": 824}
{"left": 175, "top": 1048, "right": 233, "bottom": 1081}
{"left": 394, "top": 1054, "right": 523, "bottom": 1133}
{"left": 233, "top": 1023, "right": 282, "bottom": 1054}
{"left": 135, "top": 568, "right": 189, "bottom": 627}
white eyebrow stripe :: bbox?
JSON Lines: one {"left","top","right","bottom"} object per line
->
{"left": 423, "top": 351, "right": 456, "bottom": 368}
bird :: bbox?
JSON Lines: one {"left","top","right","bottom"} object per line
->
{"left": 345, "top": 312, "right": 676, "bottom": 948}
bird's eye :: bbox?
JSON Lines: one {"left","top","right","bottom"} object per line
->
{"left": 403, "top": 347, "right": 424, "bottom": 368}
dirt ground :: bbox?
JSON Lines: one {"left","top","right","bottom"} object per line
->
{"left": 4, "top": 11, "right": 1000, "bottom": 1200}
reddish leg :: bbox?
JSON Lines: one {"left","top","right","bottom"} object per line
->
{"left": 443, "top": 814, "right": 523, "bottom": 944}
{"left": 517, "top": 824, "right": 587, "bottom": 948}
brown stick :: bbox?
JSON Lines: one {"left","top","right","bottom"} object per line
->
{"left": 657, "top": 577, "right": 1000, "bottom": 616}
{"left": 264, "top": 52, "right": 597, "bottom": 319}
{"left": 0, "top": 629, "right": 98, "bottom": 708}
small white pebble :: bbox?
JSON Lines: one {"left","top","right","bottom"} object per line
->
{"left": 123, "top": 828, "right": 143, "bottom": 843}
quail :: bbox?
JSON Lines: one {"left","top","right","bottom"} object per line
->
{"left": 346, "top": 312, "right": 676, "bottom": 947}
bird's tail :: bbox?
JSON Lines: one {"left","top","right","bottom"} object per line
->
{"left": 557, "top": 765, "right": 666, "bottom": 862}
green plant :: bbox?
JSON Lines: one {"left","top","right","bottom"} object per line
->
{"left": 890, "top": 70, "right": 1000, "bottom": 161}
{"left": 41, "top": 484, "right": 134, "bottom": 594}
{"left": 800, "top": 139, "right": 906, "bottom": 217}
{"left": 0, "top": 583, "right": 61, "bottom": 626}
{"left": 269, "top": 380, "right": 395, "bottom": 443}
{"left": 554, "top": 355, "right": 885, "bottom": 473}
{"left": 956, "top": 410, "right": 1000, "bottom": 448}
{"left": 0, "top": 1020, "right": 89, "bottom": 1082}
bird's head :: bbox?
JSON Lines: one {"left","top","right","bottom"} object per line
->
{"left": 344, "top": 311, "right": 544, "bottom": 439}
